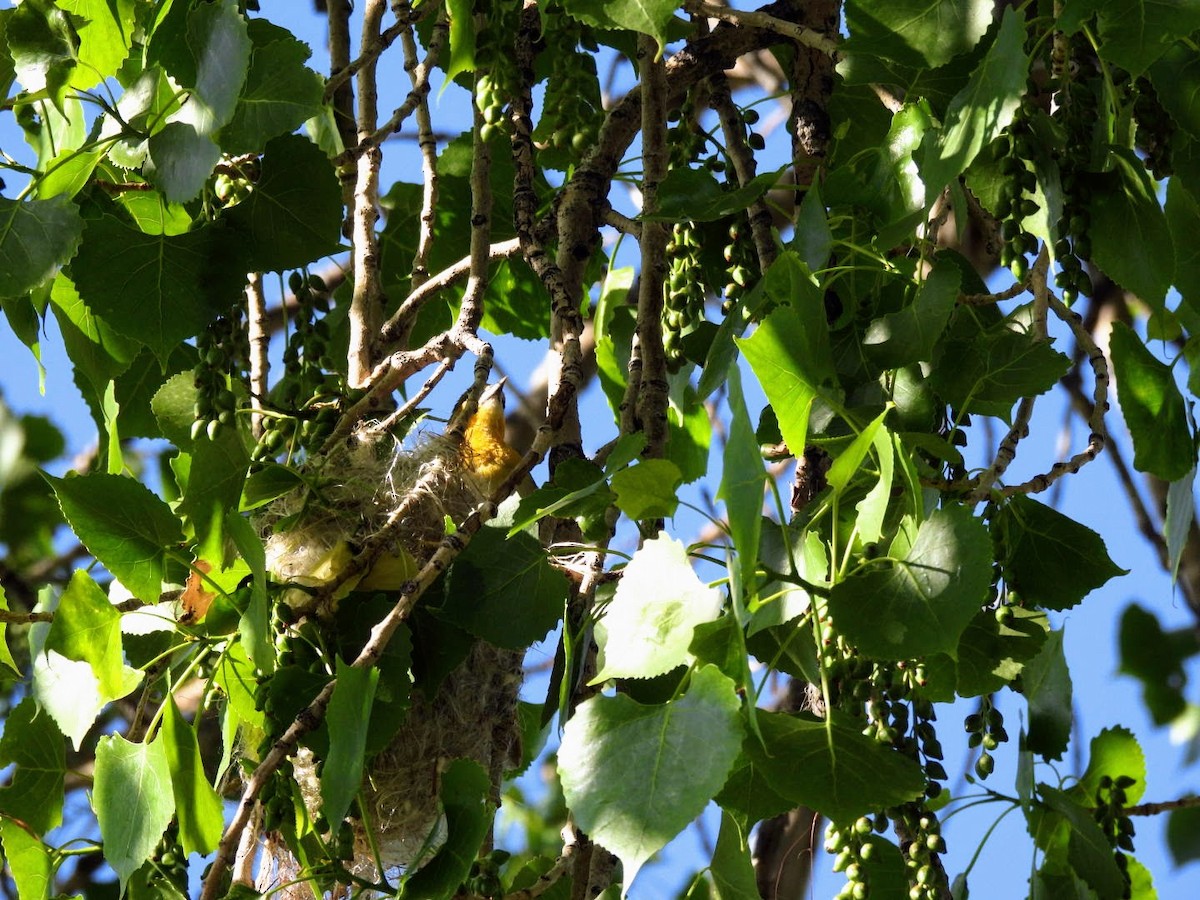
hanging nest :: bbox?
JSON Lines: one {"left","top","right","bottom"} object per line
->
{"left": 251, "top": 429, "right": 524, "bottom": 895}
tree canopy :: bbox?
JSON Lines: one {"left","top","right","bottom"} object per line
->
{"left": 2, "top": 1, "right": 1200, "bottom": 898}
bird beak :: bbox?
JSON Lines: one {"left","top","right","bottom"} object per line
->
{"left": 479, "top": 377, "right": 508, "bottom": 407}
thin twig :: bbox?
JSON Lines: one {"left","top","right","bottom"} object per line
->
{"left": 624, "top": 35, "right": 671, "bottom": 457}
{"left": 1002, "top": 293, "right": 1110, "bottom": 496}
{"left": 377, "top": 239, "right": 522, "bottom": 359}
{"left": 346, "top": 16, "right": 449, "bottom": 162}
{"left": 1126, "top": 795, "right": 1200, "bottom": 817}
{"left": 709, "top": 70, "right": 778, "bottom": 269}
{"left": 404, "top": 13, "right": 446, "bottom": 289}
{"left": 959, "top": 281, "right": 1028, "bottom": 306}
{"left": 684, "top": 0, "right": 840, "bottom": 57}
{"left": 326, "top": 0, "right": 358, "bottom": 154}
{"left": 245, "top": 273, "right": 268, "bottom": 440}
{"left": 324, "top": 13, "right": 415, "bottom": 102}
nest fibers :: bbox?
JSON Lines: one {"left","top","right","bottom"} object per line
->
{"left": 255, "top": 430, "right": 523, "bottom": 895}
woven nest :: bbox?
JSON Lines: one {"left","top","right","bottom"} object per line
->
{"left": 253, "top": 431, "right": 523, "bottom": 894}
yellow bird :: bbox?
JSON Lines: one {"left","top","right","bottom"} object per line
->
{"left": 461, "top": 377, "right": 525, "bottom": 496}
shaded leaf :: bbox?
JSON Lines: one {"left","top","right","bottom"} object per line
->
{"left": 225, "top": 133, "right": 343, "bottom": 271}
{"left": 1023, "top": 629, "right": 1073, "bottom": 760}
{"left": 710, "top": 811, "right": 758, "bottom": 900}
{"left": 955, "top": 606, "right": 1048, "bottom": 697}
{"left": 398, "top": 759, "right": 493, "bottom": 900}
{"left": 1039, "top": 786, "right": 1126, "bottom": 900}
{"left": 864, "top": 259, "right": 961, "bottom": 368}
{"left": 1167, "top": 805, "right": 1200, "bottom": 865}
{"left": 221, "top": 19, "right": 325, "bottom": 154}
{"left": 440, "top": 525, "right": 567, "bottom": 649}
{"left": 322, "top": 659, "right": 379, "bottom": 828}
{"left": 46, "top": 472, "right": 184, "bottom": 602}
{"left": 559, "top": 666, "right": 742, "bottom": 889}
{"left": 931, "top": 326, "right": 1070, "bottom": 418}
{"left": 1094, "top": 0, "right": 1200, "bottom": 76}
{"left": 995, "top": 494, "right": 1127, "bottom": 611}
{"left": 0, "top": 697, "right": 65, "bottom": 835}
{"left": 72, "top": 213, "right": 246, "bottom": 362}
{"left": 652, "top": 166, "right": 785, "bottom": 222}
{"left": 719, "top": 365, "right": 766, "bottom": 600}
{"left": 1088, "top": 149, "right": 1174, "bottom": 306}
{"left": 746, "top": 710, "right": 926, "bottom": 825}
{"left": 1110, "top": 321, "right": 1194, "bottom": 480}
{"left": 146, "top": 121, "right": 221, "bottom": 203}
{"left": 0, "top": 196, "right": 84, "bottom": 300}
{"left": 161, "top": 698, "right": 223, "bottom": 856}
{"left": 1118, "top": 603, "right": 1198, "bottom": 725}
{"left": 828, "top": 505, "right": 992, "bottom": 660}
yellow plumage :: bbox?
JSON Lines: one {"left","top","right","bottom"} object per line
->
{"left": 461, "top": 379, "right": 523, "bottom": 495}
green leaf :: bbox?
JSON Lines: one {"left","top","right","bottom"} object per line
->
{"left": 611, "top": 458, "right": 682, "bottom": 520}
{"left": 1087, "top": 149, "right": 1174, "bottom": 306}
{"left": 995, "top": 494, "right": 1127, "bottom": 611}
{"left": 855, "top": 420, "right": 896, "bottom": 547}
{"left": 6, "top": 0, "right": 76, "bottom": 102}
{"left": 225, "top": 133, "right": 343, "bottom": 271}
{"left": 919, "top": 7, "right": 1029, "bottom": 202}
{"left": 746, "top": 710, "right": 926, "bottom": 825}
{"left": 0, "top": 587, "right": 17, "bottom": 678}
{"left": 322, "top": 659, "right": 379, "bottom": 828}
{"left": 1150, "top": 42, "right": 1200, "bottom": 141}
{"left": 179, "top": 426, "right": 250, "bottom": 554}
{"left": 440, "top": 525, "right": 567, "bottom": 649}
{"left": 1167, "top": 805, "right": 1200, "bottom": 865}
{"left": 561, "top": 0, "right": 679, "bottom": 54}
{"left": 443, "top": 0, "right": 474, "bottom": 88}
{"left": 240, "top": 462, "right": 305, "bottom": 511}
{"left": 220, "top": 19, "right": 325, "bottom": 154}
{"left": 161, "top": 698, "right": 223, "bottom": 856}
{"left": 719, "top": 366, "right": 766, "bottom": 602}
{"left": 559, "top": 666, "right": 742, "bottom": 890}
{"left": 828, "top": 505, "right": 992, "bottom": 659}
{"left": 481, "top": 258, "right": 551, "bottom": 340}
{"left": 1076, "top": 726, "right": 1147, "bottom": 806}
{"left": 1118, "top": 603, "right": 1199, "bottom": 725}
{"left": 151, "top": 371, "right": 200, "bottom": 449}
{"left": 1110, "top": 321, "right": 1194, "bottom": 479}
{"left": 791, "top": 183, "right": 833, "bottom": 271}
{"left": 737, "top": 258, "right": 840, "bottom": 457}
{"left": 954, "top": 606, "right": 1048, "bottom": 697}
{"left": 93, "top": 733, "right": 175, "bottom": 892}
{"left": 1038, "top": 786, "right": 1126, "bottom": 900}
{"left": 715, "top": 754, "right": 794, "bottom": 828}
{"left": 864, "top": 259, "right": 961, "bottom": 368}
{"left": 1165, "top": 467, "right": 1196, "bottom": 582}
{"left": 0, "top": 697, "right": 65, "bottom": 834}
{"left": 398, "top": 758, "right": 492, "bottom": 900}
{"left": 1094, "top": 0, "right": 1200, "bottom": 76}
{"left": 932, "top": 323, "right": 1071, "bottom": 418}
{"left": 175, "top": 0, "right": 251, "bottom": 135}
{"left": 228, "top": 509, "right": 272, "bottom": 673}
{"left": 45, "top": 569, "right": 125, "bottom": 698}
{"left": 0, "top": 197, "right": 85, "bottom": 300}
{"left": 844, "top": 0, "right": 992, "bottom": 69}
{"left": 49, "top": 272, "right": 139, "bottom": 406}
{"left": 146, "top": 121, "right": 221, "bottom": 203}
{"left": 46, "top": 472, "right": 185, "bottom": 602}
{"left": 1166, "top": 178, "right": 1200, "bottom": 318}
{"left": 0, "top": 819, "right": 52, "bottom": 900}
{"left": 593, "top": 532, "right": 723, "bottom": 681}
{"left": 651, "top": 166, "right": 784, "bottom": 222}
{"left": 72, "top": 213, "right": 246, "bottom": 362}
{"left": 709, "top": 811, "right": 759, "bottom": 900}
{"left": 57, "top": 0, "right": 135, "bottom": 89}
{"left": 826, "top": 408, "right": 889, "bottom": 496}
{"left": 1023, "top": 629, "right": 1073, "bottom": 760}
